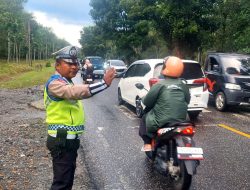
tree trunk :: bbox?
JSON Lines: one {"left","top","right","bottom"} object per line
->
{"left": 18, "top": 44, "right": 21, "bottom": 62}
{"left": 46, "top": 42, "right": 48, "bottom": 60}
{"left": 28, "top": 20, "right": 32, "bottom": 66}
{"left": 7, "top": 31, "right": 11, "bottom": 63}
{"left": 16, "top": 42, "right": 19, "bottom": 63}
{"left": 33, "top": 48, "right": 36, "bottom": 61}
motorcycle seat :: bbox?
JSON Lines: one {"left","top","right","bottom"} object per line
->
{"left": 162, "top": 121, "right": 194, "bottom": 128}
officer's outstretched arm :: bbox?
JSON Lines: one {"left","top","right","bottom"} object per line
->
{"left": 89, "top": 68, "right": 115, "bottom": 96}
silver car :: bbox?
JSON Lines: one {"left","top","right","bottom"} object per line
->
{"left": 104, "top": 59, "right": 127, "bottom": 77}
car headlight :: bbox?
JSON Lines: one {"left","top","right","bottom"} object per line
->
{"left": 225, "top": 83, "right": 241, "bottom": 90}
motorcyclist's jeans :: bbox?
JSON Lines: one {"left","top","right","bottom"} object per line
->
{"left": 47, "top": 134, "right": 80, "bottom": 190}
{"left": 139, "top": 114, "right": 152, "bottom": 144}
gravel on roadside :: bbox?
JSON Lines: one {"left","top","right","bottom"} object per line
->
{"left": 0, "top": 86, "right": 92, "bottom": 190}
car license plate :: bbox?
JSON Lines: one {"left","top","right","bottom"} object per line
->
{"left": 177, "top": 147, "right": 204, "bottom": 160}
{"left": 87, "top": 79, "right": 93, "bottom": 81}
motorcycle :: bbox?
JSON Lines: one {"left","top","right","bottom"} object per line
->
{"left": 81, "top": 68, "right": 94, "bottom": 84}
{"left": 135, "top": 83, "right": 204, "bottom": 190}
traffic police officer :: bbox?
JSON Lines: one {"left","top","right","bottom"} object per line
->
{"left": 44, "top": 46, "right": 115, "bottom": 189}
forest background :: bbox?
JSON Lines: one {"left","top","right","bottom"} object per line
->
{"left": 0, "top": 0, "right": 249, "bottom": 66}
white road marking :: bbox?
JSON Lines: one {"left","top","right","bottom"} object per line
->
{"left": 232, "top": 113, "right": 250, "bottom": 120}
{"left": 195, "top": 124, "right": 218, "bottom": 127}
{"left": 127, "top": 126, "right": 140, "bottom": 129}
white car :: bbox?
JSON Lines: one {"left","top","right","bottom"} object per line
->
{"left": 117, "top": 59, "right": 209, "bottom": 120}
{"left": 104, "top": 59, "right": 127, "bottom": 77}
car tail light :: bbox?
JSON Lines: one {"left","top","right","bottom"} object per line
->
{"left": 193, "top": 78, "right": 208, "bottom": 91}
{"left": 149, "top": 78, "right": 159, "bottom": 87}
{"left": 180, "top": 127, "right": 195, "bottom": 136}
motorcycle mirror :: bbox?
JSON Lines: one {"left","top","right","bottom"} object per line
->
{"left": 135, "top": 83, "right": 144, "bottom": 90}
{"left": 180, "top": 78, "right": 187, "bottom": 84}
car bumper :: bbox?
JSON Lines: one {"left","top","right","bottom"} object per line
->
{"left": 225, "top": 89, "right": 250, "bottom": 106}
{"left": 188, "top": 91, "right": 209, "bottom": 111}
{"left": 93, "top": 70, "right": 104, "bottom": 78}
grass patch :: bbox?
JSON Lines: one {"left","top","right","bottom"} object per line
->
{"left": 0, "top": 60, "right": 55, "bottom": 89}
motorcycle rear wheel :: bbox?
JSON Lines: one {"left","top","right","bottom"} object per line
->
{"left": 170, "top": 161, "right": 192, "bottom": 190}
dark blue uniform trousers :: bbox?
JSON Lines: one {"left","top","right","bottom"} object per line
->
{"left": 47, "top": 135, "right": 80, "bottom": 190}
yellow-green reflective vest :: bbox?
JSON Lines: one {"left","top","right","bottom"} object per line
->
{"left": 44, "top": 75, "right": 85, "bottom": 135}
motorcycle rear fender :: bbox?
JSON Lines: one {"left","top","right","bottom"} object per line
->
{"left": 175, "top": 136, "right": 198, "bottom": 175}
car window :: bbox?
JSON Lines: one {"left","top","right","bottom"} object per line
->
{"left": 134, "top": 64, "right": 151, "bottom": 77}
{"left": 124, "top": 64, "right": 137, "bottom": 78}
{"left": 111, "top": 60, "right": 125, "bottom": 66}
{"left": 221, "top": 56, "right": 250, "bottom": 76}
{"left": 154, "top": 62, "right": 203, "bottom": 80}
{"left": 89, "top": 57, "right": 104, "bottom": 66}
{"left": 87, "top": 57, "right": 104, "bottom": 70}
{"left": 207, "top": 57, "right": 220, "bottom": 72}
{"left": 181, "top": 63, "right": 204, "bottom": 79}
{"left": 153, "top": 63, "right": 164, "bottom": 78}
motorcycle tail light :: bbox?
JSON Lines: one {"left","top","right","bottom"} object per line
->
{"left": 180, "top": 127, "right": 195, "bottom": 136}
{"left": 149, "top": 78, "right": 159, "bottom": 88}
{"left": 193, "top": 77, "right": 208, "bottom": 91}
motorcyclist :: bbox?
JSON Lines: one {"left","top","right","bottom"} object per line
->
{"left": 82, "top": 58, "right": 94, "bottom": 83}
{"left": 139, "top": 56, "right": 190, "bottom": 151}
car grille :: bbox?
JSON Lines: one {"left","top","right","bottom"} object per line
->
{"left": 241, "top": 82, "right": 250, "bottom": 92}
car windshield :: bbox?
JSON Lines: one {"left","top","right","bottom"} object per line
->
{"left": 111, "top": 60, "right": 125, "bottom": 66}
{"left": 221, "top": 56, "right": 250, "bottom": 75}
{"left": 89, "top": 57, "right": 104, "bottom": 65}
{"left": 154, "top": 62, "right": 204, "bottom": 80}
{"left": 87, "top": 57, "right": 104, "bottom": 70}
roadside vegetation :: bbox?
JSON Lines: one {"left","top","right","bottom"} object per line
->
{"left": 81, "top": 0, "right": 250, "bottom": 62}
{"left": 0, "top": 60, "right": 54, "bottom": 89}
{"left": 0, "top": 0, "right": 249, "bottom": 89}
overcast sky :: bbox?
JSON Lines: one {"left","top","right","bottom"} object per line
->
{"left": 24, "top": 0, "right": 93, "bottom": 47}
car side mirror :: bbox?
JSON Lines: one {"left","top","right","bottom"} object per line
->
{"left": 213, "top": 65, "right": 221, "bottom": 73}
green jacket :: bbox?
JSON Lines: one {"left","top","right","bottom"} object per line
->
{"left": 142, "top": 77, "right": 190, "bottom": 137}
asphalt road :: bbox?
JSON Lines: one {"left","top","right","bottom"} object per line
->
{"left": 75, "top": 75, "right": 250, "bottom": 190}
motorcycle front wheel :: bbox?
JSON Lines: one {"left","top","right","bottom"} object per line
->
{"left": 170, "top": 161, "right": 192, "bottom": 190}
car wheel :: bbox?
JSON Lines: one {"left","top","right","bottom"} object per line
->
{"left": 135, "top": 98, "right": 144, "bottom": 118}
{"left": 118, "top": 88, "right": 124, "bottom": 105}
{"left": 215, "top": 91, "right": 227, "bottom": 111}
{"left": 188, "top": 111, "right": 201, "bottom": 120}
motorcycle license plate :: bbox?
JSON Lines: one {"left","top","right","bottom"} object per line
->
{"left": 177, "top": 147, "right": 204, "bottom": 160}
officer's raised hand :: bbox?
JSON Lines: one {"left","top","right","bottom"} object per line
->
{"left": 103, "top": 67, "right": 116, "bottom": 86}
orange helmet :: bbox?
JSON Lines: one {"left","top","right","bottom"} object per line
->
{"left": 161, "top": 56, "right": 184, "bottom": 78}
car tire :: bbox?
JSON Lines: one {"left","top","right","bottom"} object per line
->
{"left": 135, "top": 98, "right": 144, "bottom": 118}
{"left": 215, "top": 91, "right": 227, "bottom": 111}
{"left": 188, "top": 111, "right": 201, "bottom": 120}
{"left": 118, "top": 88, "right": 124, "bottom": 105}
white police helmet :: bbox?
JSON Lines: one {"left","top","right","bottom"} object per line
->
{"left": 52, "top": 46, "right": 79, "bottom": 64}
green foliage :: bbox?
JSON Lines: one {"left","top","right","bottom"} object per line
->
{"left": 82, "top": 0, "right": 250, "bottom": 60}
{"left": 45, "top": 61, "right": 51, "bottom": 67}
{"left": 79, "top": 26, "right": 107, "bottom": 57}
{"left": 0, "top": 0, "right": 70, "bottom": 62}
